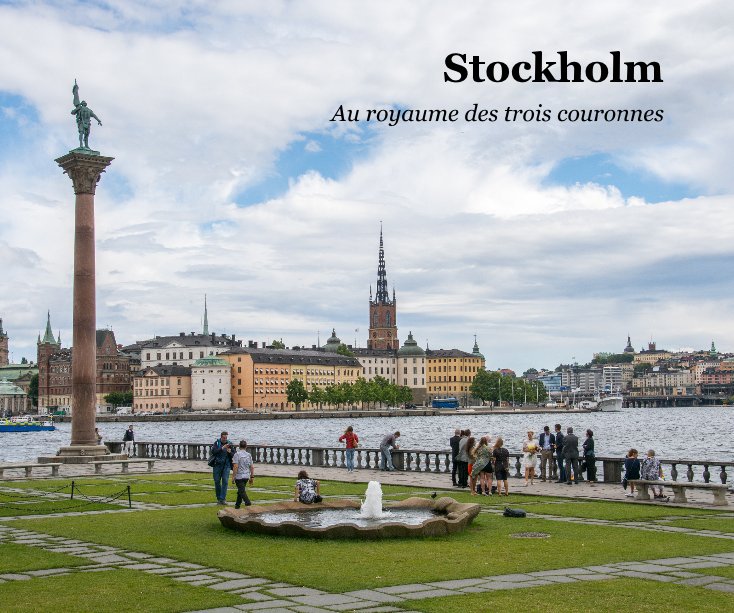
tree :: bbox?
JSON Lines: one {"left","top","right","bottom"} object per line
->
{"left": 270, "top": 339, "right": 286, "bottom": 349}
{"left": 286, "top": 379, "right": 309, "bottom": 411}
{"left": 20, "top": 357, "right": 28, "bottom": 365}
{"left": 104, "top": 391, "right": 133, "bottom": 407}
{"left": 308, "top": 385, "right": 325, "bottom": 410}
{"left": 470, "top": 369, "right": 495, "bottom": 402}
{"left": 352, "top": 378, "right": 369, "bottom": 408}
{"left": 28, "top": 374, "right": 39, "bottom": 407}
{"left": 634, "top": 363, "right": 653, "bottom": 376}
{"left": 336, "top": 344, "right": 354, "bottom": 357}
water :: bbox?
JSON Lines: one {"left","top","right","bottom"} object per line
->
{"left": 257, "top": 508, "right": 437, "bottom": 528}
{"left": 2, "top": 406, "right": 732, "bottom": 463}
{"left": 360, "top": 481, "right": 387, "bottom": 519}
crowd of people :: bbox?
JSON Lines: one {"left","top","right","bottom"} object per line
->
{"left": 450, "top": 424, "right": 599, "bottom": 493}
{"left": 205, "top": 424, "right": 669, "bottom": 506}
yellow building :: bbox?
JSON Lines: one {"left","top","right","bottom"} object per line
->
{"left": 221, "top": 347, "right": 361, "bottom": 411}
{"left": 133, "top": 365, "right": 191, "bottom": 413}
{"left": 426, "top": 343, "right": 486, "bottom": 404}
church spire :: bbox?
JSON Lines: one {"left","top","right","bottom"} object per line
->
{"left": 202, "top": 295, "right": 209, "bottom": 336}
{"left": 41, "top": 311, "right": 57, "bottom": 345}
{"left": 375, "top": 225, "right": 390, "bottom": 303}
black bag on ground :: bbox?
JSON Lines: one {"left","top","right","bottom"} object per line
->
{"left": 503, "top": 507, "right": 526, "bottom": 518}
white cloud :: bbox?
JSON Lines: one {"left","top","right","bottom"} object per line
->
{"left": 0, "top": 1, "right": 733, "bottom": 371}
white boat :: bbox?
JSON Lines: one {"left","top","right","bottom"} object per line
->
{"left": 577, "top": 394, "right": 623, "bottom": 411}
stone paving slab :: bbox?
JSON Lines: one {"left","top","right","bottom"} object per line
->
{"left": 81, "top": 554, "right": 129, "bottom": 564}
{"left": 425, "top": 578, "right": 486, "bottom": 589}
{"left": 290, "top": 606, "right": 334, "bottom": 613}
{"left": 528, "top": 568, "right": 595, "bottom": 576}
{"left": 676, "top": 575, "right": 726, "bottom": 586}
{"left": 616, "top": 571, "right": 676, "bottom": 582}
{"left": 25, "top": 568, "right": 73, "bottom": 577}
{"left": 358, "top": 608, "right": 403, "bottom": 613}
{"left": 290, "top": 594, "right": 365, "bottom": 607}
{"left": 239, "top": 593, "right": 275, "bottom": 602}
{"left": 614, "top": 563, "right": 681, "bottom": 573}
{"left": 398, "top": 588, "right": 466, "bottom": 600}
{"left": 268, "top": 587, "right": 325, "bottom": 597}
{"left": 210, "top": 578, "right": 272, "bottom": 590}
{"left": 237, "top": 602, "right": 300, "bottom": 611}
{"left": 174, "top": 574, "right": 219, "bottom": 583}
{"left": 643, "top": 557, "right": 701, "bottom": 566}
{"left": 342, "top": 589, "right": 405, "bottom": 602}
{"left": 485, "top": 573, "right": 538, "bottom": 582}
{"left": 215, "top": 571, "right": 251, "bottom": 579}
{"left": 125, "top": 551, "right": 154, "bottom": 559}
{"left": 121, "top": 563, "right": 165, "bottom": 571}
{"left": 0, "top": 573, "right": 30, "bottom": 581}
{"left": 376, "top": 584, "right": 432, "bottom": 595}
{"left": 329, "top": 602, "right": 390, "bottom": 611}
{"left": 705, "top": 583, "right": 734, "bottom": 593}
{"left": 569, "top": 574, "right": 615, "bottom": 581}
{"left": 676, "top": 561, "right": 730, "bottom": 569}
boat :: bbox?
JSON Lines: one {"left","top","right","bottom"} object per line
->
{"left": 0, "top": 416, "right": 56, "bottom": 432}
{"left": 432, "top": 397, "right": 460, "bottom": 409}
{"left": 576, "top": 394, "right": 624, "bottom": 412}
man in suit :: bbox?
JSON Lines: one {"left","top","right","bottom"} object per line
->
{"left": 538, "top": 425, "right": 555, "bottom": 481}
{"left": 554, "top": 423, "right": 566, "bottom": 483}
{"left": 449, "top": 429, "right": 462, "bottom": 486}
{"left": 562, "top": 426, "right": 581, "bottom": 485}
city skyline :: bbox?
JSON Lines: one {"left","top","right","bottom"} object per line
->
{"left": 1, "top": 2, "right": 733, "bottom": 373}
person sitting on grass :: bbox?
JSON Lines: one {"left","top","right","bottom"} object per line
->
{"left": 295, "top": 470, "right": 322, "bottom": 504}
{"left": 623, "top": 448, "right": 641, "bottom": 498}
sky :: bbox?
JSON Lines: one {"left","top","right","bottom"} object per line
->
{"left": 0, "top": 1, "right": 733, "bottom": 373}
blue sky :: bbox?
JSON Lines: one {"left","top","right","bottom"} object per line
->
{"left": 0, "top": 1, "right": 733, "bottom": 372}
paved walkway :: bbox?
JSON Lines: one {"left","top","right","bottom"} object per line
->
{"left": 1, "top": 459, "right": 732, "bottom": 509}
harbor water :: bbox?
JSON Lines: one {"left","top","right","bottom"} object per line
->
{"left": 2, "top": 406, "right": 731, "bottom": 464}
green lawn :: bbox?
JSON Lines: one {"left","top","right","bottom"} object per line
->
{"left": 0, "top": 568, "right": 242, "bottom": 613}
{"left": 14, "top": 505, "right": 734, "bottom": 592}
{"left": 663, "top": 517, "right": 734, "bottom": 533}
{"left": 0, "top": 542, "right": 88, "bottom": 573}
{"left": 397, "top": 578, "right": 734, "bottom": 613}
{"left": 691, "top": 565, "right": 734, "bottom": 579}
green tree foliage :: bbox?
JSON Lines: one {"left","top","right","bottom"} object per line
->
{"left": 470, "top": 370, "right": 548, "bottom": 404}
{"left": 336, "top": 344, "right": 355, "bottom": 357}
{"left": 28, "top": 373, "right": 39, "bottom": 407}
{"left": 634, "top": 363, "right": 653, "bottom": 375}
{"left": 286, "top": 379, "right": 309, "bottom": 410}
{"left": 469, "top": 369, "right": 495, "bottom": 401}
{"left": 270, "top": 339, "right": 286, "bottom": 349}
{"left": 308, "top": 385, "right": 325, "bottom": 409}
{"left": 592, "top": 353, "right": 634, "bottom": 364}
{"left": 104, "top": 391, "right": 133, "bottom": 407}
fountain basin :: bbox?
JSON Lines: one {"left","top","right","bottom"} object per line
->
{"left": 218, "top": 496, "right": 480, "bottom": 539}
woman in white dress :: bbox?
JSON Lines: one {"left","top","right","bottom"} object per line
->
{"left": 522, "top": 430, "right": 539, "bottom": 486}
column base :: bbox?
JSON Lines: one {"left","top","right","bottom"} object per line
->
{"left": 38, "top": 445, "right": 125, "bottom": 464}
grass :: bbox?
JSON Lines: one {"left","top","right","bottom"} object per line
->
{"left": 663, "top": 517, "right": 734, "bottom": 533}
{"left": 691, "top": 565, "right": 734, "bottom": 579}
{"left": 0, "top": 568, "right": 243, "bottom": 612}
{"left": 13, "top": 505, "right": 734, "bottom": 592}
{"left": 396, "top": 578, "right": 734, "bottom": 612}
{"left": 0, "top": 542, "right": 88, "bottom": 573}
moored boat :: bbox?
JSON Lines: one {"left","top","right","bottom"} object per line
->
{"left": 0, "top": 417, "right": 56, "bottom": 432}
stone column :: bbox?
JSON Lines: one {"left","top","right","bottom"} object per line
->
{"left": 47, "top": 152, "right": 114, "bottom": 460}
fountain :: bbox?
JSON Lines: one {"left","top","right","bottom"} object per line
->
{"left": 218, "top": 481, "right": 480, "bottom": 539}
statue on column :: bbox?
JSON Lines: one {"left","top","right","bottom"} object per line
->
{"left": 71, "top": 80, "right": 102, "bottom": 150}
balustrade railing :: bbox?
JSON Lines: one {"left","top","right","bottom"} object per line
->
{"left": 105, "top": 442, "right": 731, "bottom": 485}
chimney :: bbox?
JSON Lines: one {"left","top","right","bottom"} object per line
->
{"left": 180, "top": 332, "right": 185, "bottom": 337}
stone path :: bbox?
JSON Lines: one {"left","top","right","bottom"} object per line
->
{"left": 1, "top": 521, "right": 733, "bottom": 612}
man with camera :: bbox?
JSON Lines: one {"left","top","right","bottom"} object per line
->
{"left": 210, "top": 431, "right": 235, "bottom": 505}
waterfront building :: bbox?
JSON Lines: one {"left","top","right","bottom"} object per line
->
{"left": 191, "top": 356, "right": 232, "bottom": 411}
{"left": 36, "top": 312, "right": 132, "bottom": 413}
{"left": 127, "top": 331, "right": 242, "bottom": 369}
{"left": 0, "top": 378, "right": 31, "bottom": 415}
{"left": 221, "top": 347, "right": 361, "bottom": 411}
{"left": 0, "top": 363, "right": 38, "bottom": 395}
{"left": 0, "top": 318, "right": 8, "bottom": 367}
{"left": 630, "top": 368, "right": 695, "bottom": 397}
{"left": 426, "top": 344, "right": 485, "bottom": 405}
{"left": 692, "top": 359, "right": 721, "bottom": 383}
{"left": 397, "top": 331, "right": 426, "bottom": 403}
{"left": 353, "top": 348, "right": 397, "bottom": 383}
{"left": 133, "top": 365, "right": 191, "bottom": 413}
{"left": 602, "top": 365, "right": 623, "bottom": 392}
{"left": 538, "top": 372, "right": 562, "bottom": 394}
{"left": 367, "top": 228, "right": 398, "bottom": 350}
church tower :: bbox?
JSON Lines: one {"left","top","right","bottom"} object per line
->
{"left": 368, "top": 227, "right": 398, "bottom": 350}
{"left": 37, "top": 311, "right": 61, "bottom": 409}
{"left": 0, "top": 318, "right": 9, "bottom": 367}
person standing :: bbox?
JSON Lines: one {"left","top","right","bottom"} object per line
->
{"left": 492, "top": 437, "right": 510, "bottom": 496}
{"left": 471, "top": 437, "right": 493, "bottom": 496}
{"left": 466, "top": 436, "right": 478, "bottom": 494}
{"left": 624, "top": 449, "right": 641, "bottom": 498}
{"left": 210, "top": 431, "right": 234, "bottom": 505}
{"left": 380, "top": 431, "right": 400, "bottom": 471}
{"left": 457, "top": 429, "right": 471, "bottom": 487}
{"left": 122, "top": 425, "right": 134, "bottom": 456}
{"left": 95, "top": 427, "right": 103, "bottom": 446}
{"left": 538, "top": 425, "right": 555, "bottom": 482}
{"left": 231, "top": 440, "right": 254, "bottom": 508}
{"left": 562, "top": 427, "right": 580, "bottom": 485}
{"left": 554, "top": 424, "right": 566, "bottom": 483}
{"left": 522, "top": 430, "right": 539, "bottom": 486}
{"left": 582, "top": 429, "right": 597, "bottom": 484}
{"left": 339, "top": 426, "right": 359, "bottom": 472}
{"left": 449, "top": 428, "right": 462, "bottom": 487}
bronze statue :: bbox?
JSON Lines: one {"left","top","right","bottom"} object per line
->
{"left": 71, "top": 80, "right": 102, "bottom": 149}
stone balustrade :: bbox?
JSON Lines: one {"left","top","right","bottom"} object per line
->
{"left": 104, "top": 441, "right": 732, "bottom": 485}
